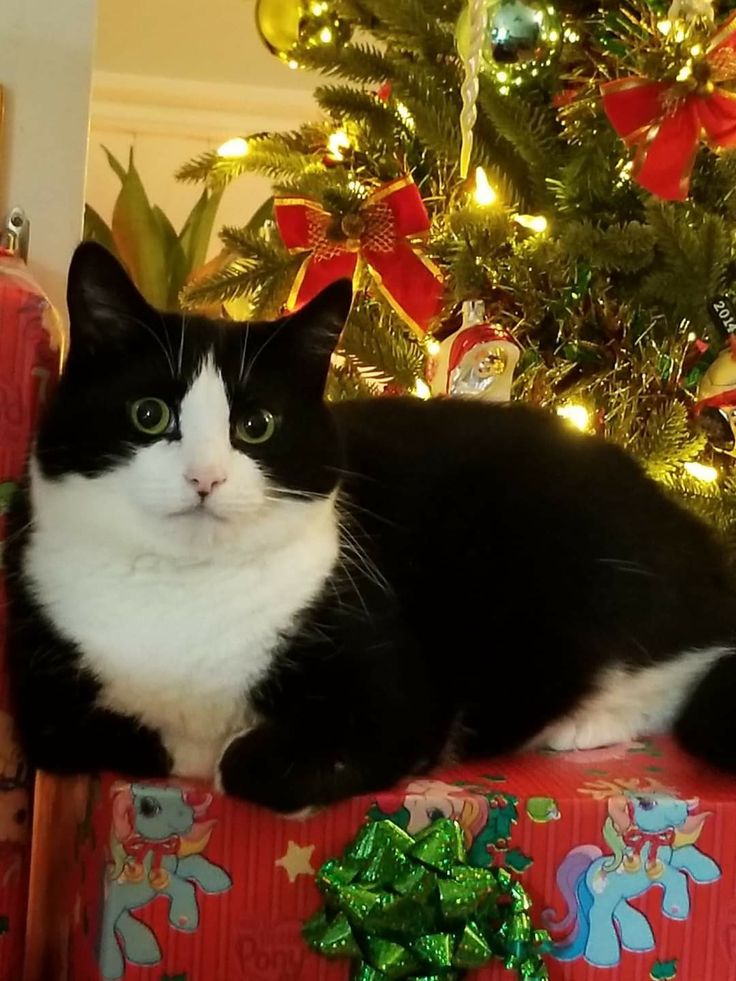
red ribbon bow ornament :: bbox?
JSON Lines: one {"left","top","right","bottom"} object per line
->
{"left": 602, "top": 12, "right": 736, "bottom": 200}
{"left": 274, "top": 176, "right": 444, "bottom": 335}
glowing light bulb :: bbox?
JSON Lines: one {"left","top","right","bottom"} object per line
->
{"left": 310, "top": 1, "right": 326, "bottom": 12}
{"left": 658, "top": 18, "right": 672, "bottom": 35}
{"left": 287, "top": 59, "right": 300, "bottom": 70}
{"left": 425, "top": 338, "right": 441, "bottom": 356}
{"left": 396, "top": 102, "right": 415, "bottom": 128}
{"left": 217, "top": 137, "right": 249, "bottom": 158}
{"left": 690, "top": 43, "right": 703, "bottom": 56}
{"left": 557, "top": 404, "right": 591, "bottom": 432}
{"left": 474, "top": 166, "right": 497, "bottom": 206}
{"left": 687, "top": 330, "right": 697, "bottom": 342}
{"left": 326, "top": 129, "right": 351, "bottom": 161}
{"left": 515, "top": 213, "right": 548, "bottom": 233}
{"left": 319, "top": 26, "right": 333, "bottom": 43}
{"left": 683, "top": 461, "right": 718, "bottom": 483}
{"left": 414, "top": 378, "right": 431, "bottom": 400}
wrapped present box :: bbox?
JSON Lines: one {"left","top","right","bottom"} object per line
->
{"left": 26, "top": 737, "right": 736, "bottom": 981}
{"left": 0, "top": 247, "right": 62, "bottom": 979}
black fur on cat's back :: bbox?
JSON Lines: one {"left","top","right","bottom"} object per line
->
{"left": 226, "top": 397, "right": 736, "bottom": 810}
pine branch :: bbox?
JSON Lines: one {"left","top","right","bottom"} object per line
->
{"left": 315, "top": 85, "right": 401, "bottom": 141}
{"left": 177, "top": 134, "right": 321, "bottom": 186}
{"left": 560, "top": 220, "right": 655, "bottom": 273}
{"left": 356, "top": 0, "right": 455, "bottom": 55}
{"left": 325, "top": 361, "right": 374, "bottom": 401}
{"left": 296, "top": 42, "right": 392, "bottom": 83}
{"left": 180, "top": 244, "right": 302, "bottom": 317}
{"left": 477, "top": 79, "right": 561, "bottom": 204}
{"left": 636, "top": 402, "right": 706, "bottom": 482}
{"left": 340, "top": 301, "right": 425, "bottom": 388}
{"left": 642, "top": 203, "right": 730, "bottom": 331}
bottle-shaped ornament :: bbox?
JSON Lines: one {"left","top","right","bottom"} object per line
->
{"left": 429, "top": 301, "right": 519, "bottom": 401}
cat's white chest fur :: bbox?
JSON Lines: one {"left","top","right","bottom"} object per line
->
{"left": 25, "top": 473, "right": 339, "bottom": 778}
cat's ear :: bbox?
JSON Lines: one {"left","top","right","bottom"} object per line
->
{"left": 67, "top": 242, "right": 153, "bottom": 352}
{"left": 279, "top": 280, "right": 353, "bottom": 387}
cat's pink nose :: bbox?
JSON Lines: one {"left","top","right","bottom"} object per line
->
{"left": 186, "top": 468, "right": 227, "bottom": 497}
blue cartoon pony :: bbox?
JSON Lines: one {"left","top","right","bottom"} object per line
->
{"left": 544, "top": 793, "right": 720, "bottom": 968}
{"left": 99, "top": 783, "right": 232, "bottom": 980}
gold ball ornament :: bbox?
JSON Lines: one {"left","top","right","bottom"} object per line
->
{"left": 341, "top": 212, "right": 366, "bottom": 241}
{"left": 695, "top": 343, "right": 736, "bottom": 454}
{"left": 255, "top": 0, "right": 353, "bottom": 64}
{"left": 456, "top": 0, "right": 562, "bottom": 91}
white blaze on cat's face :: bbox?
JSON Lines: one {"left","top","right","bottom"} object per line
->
{"left": 121, "top": 356, "right": 267, "bottom": 527}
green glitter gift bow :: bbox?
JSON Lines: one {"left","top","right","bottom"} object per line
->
{"left": 303, "top": 817, "right": 550, "bottom": 980}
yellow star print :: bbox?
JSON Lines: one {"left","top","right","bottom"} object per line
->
{"left": 275, "top": 841, "right": 316, "bottom": 883}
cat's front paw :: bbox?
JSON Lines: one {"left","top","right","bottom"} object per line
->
{"left": 218, "top": 725, "right": 326, "bottom": 813}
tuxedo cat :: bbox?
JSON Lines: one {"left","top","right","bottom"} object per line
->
{"left": 5, "top": 242, "right": 736, "bottom": 813}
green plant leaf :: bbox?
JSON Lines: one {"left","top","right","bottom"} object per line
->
{"left": 179, "top": 188, "right": 224, "bottom": 279}
{"left": 83, "top": 204, "right": 118, "bottom": 258}
{"left": 101, "top": 145, "right": 128, "bottom": 184}
{"left": 111, "top": 153, "right": 169, "bottom": 309}
{"left": 152, "top": 206, "right": 187, "bottom": 309}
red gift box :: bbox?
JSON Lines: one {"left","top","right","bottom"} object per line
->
{"left": 0, "top": 248, "right": 62, "bottom": 979}
{"left": 27, "top": 737, "right": 736, "bottom": 980}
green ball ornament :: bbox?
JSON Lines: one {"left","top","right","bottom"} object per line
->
{"left": 255, "top": 0, "right": 352, "bottom": 65}
{"left": 456, "top": 0, "right": 561, "bottom": 91}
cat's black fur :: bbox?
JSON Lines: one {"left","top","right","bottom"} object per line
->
{"left": 5, "top": 243, "right": 736, "bottom": 812}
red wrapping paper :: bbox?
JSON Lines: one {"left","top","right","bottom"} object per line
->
{"left": 27, "top": 738, "right": 736, "bottom": 980}
{"left": 0, "top": 249, "right": 62, "bottom": 980}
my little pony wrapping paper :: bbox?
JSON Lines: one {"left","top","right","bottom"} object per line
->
{"left": 0, "top": 250, "right": 62, "bottom": 980}
{"left": 25, "top": 738, "right": 736, "bottom": 981}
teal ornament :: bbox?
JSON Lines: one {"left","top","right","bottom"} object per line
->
{"left": 456, "top": 0, "right": 561, "bottom": 92}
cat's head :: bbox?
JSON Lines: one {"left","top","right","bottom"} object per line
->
{"left": 31, "top": 243, "right": 351, "bottom": 557}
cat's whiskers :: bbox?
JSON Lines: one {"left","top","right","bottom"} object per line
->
{"left": 177, "top": 314, "right": 188, "bottom": 379}
{"left": 238, "top": 323, "right": 251, "bottom": 385}
{"left": 239, "top": 321, "right": 285, "bottom": 391}
{"left": 335, "top": 555, "right": 370, "bottom": 617}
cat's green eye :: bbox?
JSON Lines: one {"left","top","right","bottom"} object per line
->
{"left": 235, "top": 408, "right": 276, "bottom": 445}
{"left": 130, "top": 398, "right": 173, "bottom": 436}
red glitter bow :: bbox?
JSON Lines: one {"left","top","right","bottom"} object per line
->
{"left": 274, "top": 176, "right": 444, "bottom": 335}
{"left": 123, "top": 833, "right": 180, "bottom": 870}
{"left": 623, "top": 800, "right": 676, "bottom": 865}
{"left": 601, "top": 12, "right": 736, "bottom": 200}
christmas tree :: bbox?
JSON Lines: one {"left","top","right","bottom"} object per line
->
{"left": 178, "top": 0, "right": 736, "bottom": 539}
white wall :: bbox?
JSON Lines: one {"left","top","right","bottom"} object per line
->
{"left": 88, "top": 0, "right": 319, "bottom": 247}
{"left": 0, "top": 0, "right": 96, "bottom": 316}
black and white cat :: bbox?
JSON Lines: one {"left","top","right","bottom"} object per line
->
{"left": 5, "top": 242, "right": 736, "bottom": 813}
